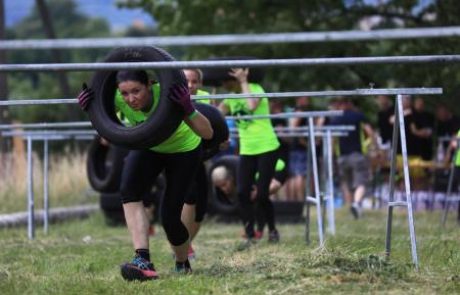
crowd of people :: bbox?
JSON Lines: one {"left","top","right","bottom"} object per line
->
{"left": 78, "top": 63, "right": 460, "bottom": 281}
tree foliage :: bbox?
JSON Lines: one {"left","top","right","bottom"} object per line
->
{"left": 6, "top": 0, "right": 112, "bottom": 123}
{"left": 120, "top": 0, "right": 460, "bottom": 116}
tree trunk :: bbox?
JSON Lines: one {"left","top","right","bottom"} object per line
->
{"left": 36, "top": 0, "right": 79, "bottom": 120}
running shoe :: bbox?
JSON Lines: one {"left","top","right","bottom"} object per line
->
{"left": 175, "top": 259, "right": 192, "bottom": 274}
{"left": 241, "top": 230, "right": 263, "bottom": 240}
{"left": 268, "top": 229, "right": 280, "bottom": 243}
{"left": 350, "top": 203, "right": 362, "bottom": 220}
{"left": 120, "top": 255, "right": 158, "bottom": 281}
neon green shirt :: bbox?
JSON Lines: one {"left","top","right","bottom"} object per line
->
{"left": 223, "top": 83, "right": 279, "bottom": 155}
{"left": 196, "top": 89, "right": 210, "bottom": 104}
{"left": 455, "top": 130, "right": 460, "bottom": 167}
{"left": 115, "top": 83, "right": 200, "bottom": 153}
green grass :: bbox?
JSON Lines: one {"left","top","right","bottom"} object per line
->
{"left": 0, "top": 208, "right": 459, "bottom": 294}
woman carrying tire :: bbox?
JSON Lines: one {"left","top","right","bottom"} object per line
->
{"left": 218, "top": 68, "right": 281, "bottom": 247}
{"left": 78, "top": 69, "right": 213, "bottom": 281}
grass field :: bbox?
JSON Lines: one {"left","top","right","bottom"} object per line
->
{"left": 0, "top": 208, "right": 459, "bottom": 294}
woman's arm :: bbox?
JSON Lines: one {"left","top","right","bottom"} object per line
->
{"left": 185, "top": 111, "right": 214, "bottom": 140}
{"left": 229, "top": 68, "right": 260, "bottom": 111}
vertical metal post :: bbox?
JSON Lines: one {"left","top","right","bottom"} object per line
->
{"left": 385, "top": 95, "right": 419, "bottom": 269}
{"left": 308, "top": 117, "right": 324, "bottom": 246}
{"left": 385, "top": 97, "right": 400, "bottom": 259}
{"left": 305, "top": 136, "right": 312, "bottom": 244}
{"left": 326, "top": 130, "right": 336, "bottom": 235}
{"left": 27, "top": 136, "right": 35, "bottom": 240}
{"left": 43, "top": 138, "right": 49, "bottom": 234}
{"left": 396, "top": 95, "right": 419, "bottom": 269}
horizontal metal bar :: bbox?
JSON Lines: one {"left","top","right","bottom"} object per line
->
{"left": 0, "top": 88, "right": 443, "bottom": 107}
{"left": 2, "top": 27, "right": 460, "bottom": 50}
{"left": 226, "top": 110, "right": 343, "bottom": 120}
{"left": 230, "top": 131, "right": 349, "bottom": 138}
{"left": 388, "top": 201, "right": 408, "bottom": 207}
{"left": 1, "top": 130, "right": 97, "bottom": 137}
{"left": 0, "top": 121, "right": 92, "bottom": 129}
{"left": 0, "top": 99, "right": 76, "bottom": 106}
{"left": 273, "top": 126, "right": 356, "bottom": 131}
{"left": 0, "top": 56, "right": 459, "bottom": 72}
{"left": 195, "top": 88, "right": 443, "bottom": 100}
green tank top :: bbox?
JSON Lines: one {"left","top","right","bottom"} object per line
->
{"left": 114, "top": 83, "right": 200, "bottom": 153}
{"left": 223, "top": 83, "right": 279, "bottom": 155}
{"left": 196, "top": 89, "right": 210, "bottom": 104}
{"left": 455, "top": 130, "right": 460, "bottom": 167}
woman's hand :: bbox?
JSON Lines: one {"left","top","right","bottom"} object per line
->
{"left": 168, "top": 84, "right": 196, "bottom": 118}
{"left": 77, "top": 83, "right": 94, "bottom": 111}
{"left": 229, "top": 68, "right": 249, "bottom": 84}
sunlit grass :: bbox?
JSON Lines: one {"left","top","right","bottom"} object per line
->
{"left": 0, "top": 208, "right": 458, "bottom": 294}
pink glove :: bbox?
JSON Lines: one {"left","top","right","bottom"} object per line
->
{"left": 77, "top": 83, "right": 94, "bottom": 111}
{"left": 168, "top": 84, "right": 196, "bottom": 118}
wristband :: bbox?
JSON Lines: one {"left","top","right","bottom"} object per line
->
{"left": 188, "top": 110, "right": 198, "bottom": 119}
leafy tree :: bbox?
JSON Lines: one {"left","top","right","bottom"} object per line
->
{"left": 6, "top": 0, "right": 112, "bottom": 123}
{"left": 119, "top": 0, "right": 460, "bottom": 117}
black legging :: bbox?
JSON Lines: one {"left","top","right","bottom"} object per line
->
{"left": 184, "top": 162, "right": 208, "bottom": 222}
{"left": 120, "top": 145, "right": 202, "bottom": 246}
{"left": 238, "top": 149, "right": 278, "bottom": 238}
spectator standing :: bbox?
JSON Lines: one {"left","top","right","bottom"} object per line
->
{"left": 329, "top": 98, "right": 376, "bottom": 219}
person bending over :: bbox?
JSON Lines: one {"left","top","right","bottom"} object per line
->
{"left": 78, "top": 70, "right": 213, "bottom": 280}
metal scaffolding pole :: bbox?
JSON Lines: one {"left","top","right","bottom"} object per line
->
{"left": 385, "top": 94, "right": 419, "bottom": 269}
{"left": 1, "top": 26, "right": 460, "bottom": 50}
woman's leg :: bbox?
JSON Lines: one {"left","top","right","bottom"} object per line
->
{"left": 255, "top": 150, "right": 278, "bottom": 232}
{"left": 162, "top": 147, "right": 201, "bottom": 263}
{"left": 238, "top": 155, "right": 258, "bottom": 238}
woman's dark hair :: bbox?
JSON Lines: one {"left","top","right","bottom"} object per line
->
{"left": 116, "top": 70, "right": 149, "bottom": 86}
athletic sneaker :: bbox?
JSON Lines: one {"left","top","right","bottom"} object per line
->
{"left": 268, "top": 229, "right": 280, "bottom": 243}
{"left": 120, "top": 255, "right": 158, "bottom": 281}
{"left": 241, "top": 230, "right": 263, "bottom": 240}
{"left": 350, "top": 203, "right": 362, "bottom": 220}
{"left": 175, "top": 259, "right": 192, "bottom": 274}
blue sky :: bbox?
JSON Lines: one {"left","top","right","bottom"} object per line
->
{"left": 5, "top": 0, "right": 155, "bottom": 31}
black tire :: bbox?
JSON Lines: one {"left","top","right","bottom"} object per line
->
{"left": 194, "top": 103, "right": 229, "bottom": 161}
{"left": 208, "top": 155, "right": 239, "bottom": 215}
{"left": 87, "top": 46, "right": 186, "bottom": 149}
{"left": 201, "top": 56, "right": 265, "bottom": 87}
{"left": 86, "top": 136, "right": 129, "bottom": 193}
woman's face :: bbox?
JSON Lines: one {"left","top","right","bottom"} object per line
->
{"left": 118, "top": 80, "right": 151, "bottom": 111}
{"left": 184, "top": 69, "right": 201, "bottom": 95}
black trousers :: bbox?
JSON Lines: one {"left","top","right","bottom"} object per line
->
{"left": 120, "top": 145, "right": 202, "bottom": 246}
{"left": 238, "top": 149, "right": 278, "bottom": 238}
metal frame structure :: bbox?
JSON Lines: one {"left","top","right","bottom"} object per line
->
{"left": 1, "top": 130, "right": 95, "bottom": 238}
{"left": 0, "top": 88, "right": 442, "bottom": 107}
{"left": 1, "top": 26, "right": 460, "bottom": 50}
{"left": 0, "top": 42, "right": 447, "bottom": 267}
{"left": 0, "top": 56, "right": 460, "bottom": 72}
